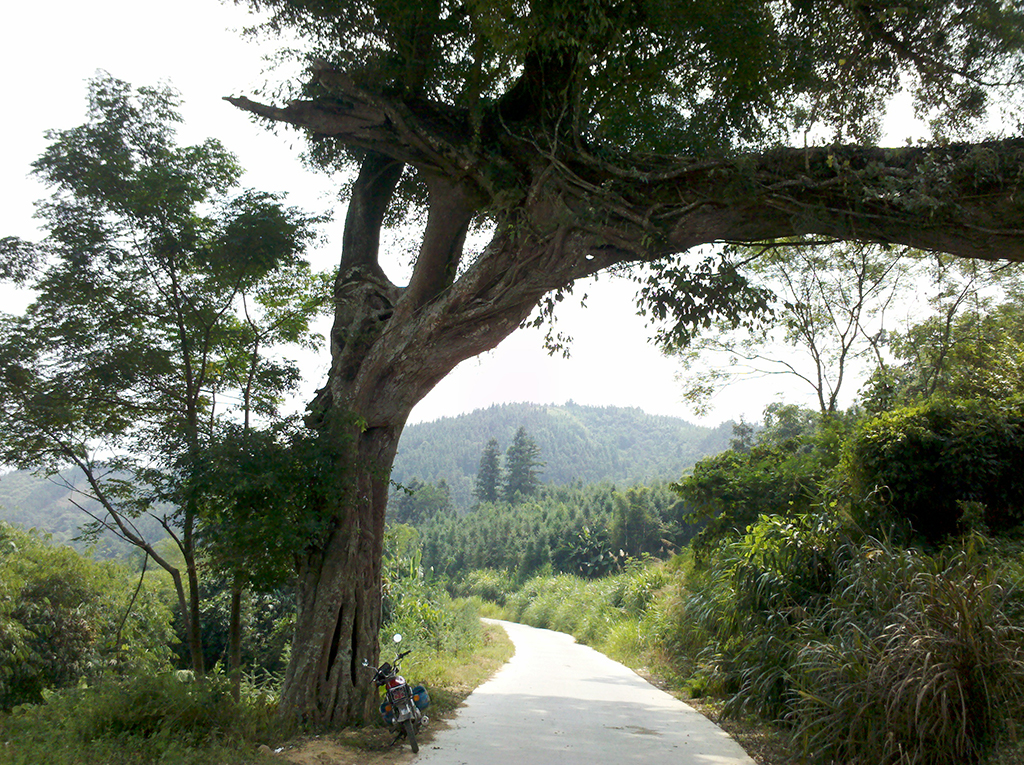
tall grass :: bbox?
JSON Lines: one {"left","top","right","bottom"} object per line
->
{"left": 0, "top": 672, "right": 278, "bottom": 765}
{"left": 791, "top": 537, "right": 1024, "bottom": 765}
{"left": 500, "top": 562, "right": 671, "bottom": 662}
{"left": 486, "top": 521, "right": 1024, "bottom": 765}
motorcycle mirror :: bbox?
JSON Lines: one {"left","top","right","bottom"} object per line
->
{"left": 392, "top": 633, "right": 402, "bottom": 644}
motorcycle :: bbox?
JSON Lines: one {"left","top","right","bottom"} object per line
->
{"left": 364, "top": 634, "right": 430, "bottom": 753}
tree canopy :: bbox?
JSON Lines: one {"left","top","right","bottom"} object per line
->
{"left": 0, "top": 74, "right": 328, "bottom": 675}
{"left": 220, "top": 0, "right": 1024, "bottom": 724}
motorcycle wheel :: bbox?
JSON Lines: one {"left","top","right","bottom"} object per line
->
{"left": 403, "top": 719, "right": 418, "bottom": 753}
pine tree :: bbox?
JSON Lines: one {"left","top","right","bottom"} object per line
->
{"left": 474, "top": 439, "right": 502, "bottom": 503}
{"left": 503, "top": 427, "right": 544, "bottom": 501}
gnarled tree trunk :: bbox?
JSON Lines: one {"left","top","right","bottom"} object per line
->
{"left": 279, "top": 424, "right": 397, "bottom": 724}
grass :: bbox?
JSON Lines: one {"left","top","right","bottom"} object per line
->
{"left": 0, "top": 605, "right": 514, "bottom": 765}
{"left": 270, "top": 620, "right": 515, "bottom": 760}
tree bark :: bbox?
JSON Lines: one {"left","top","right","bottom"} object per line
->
{"left": 278, "top": 424, "right": 396, "bottom": 725}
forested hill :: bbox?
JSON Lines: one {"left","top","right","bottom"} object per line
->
{"left": 393, "top": 402, "right": 732, "bottom": 509}
{"left": 0, "top": 403, "right": 732, "bottom": 542}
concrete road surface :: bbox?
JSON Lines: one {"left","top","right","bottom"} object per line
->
{"left": 416, "top": 619, "right": 756, "bottom": 765}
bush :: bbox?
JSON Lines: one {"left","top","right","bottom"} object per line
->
{"left": 0, "top": 523, "right": 174, "bottom": 710}
{"left": 846, "top": 399, "right": 1024, "bottom": 542}
{"left": 0, "top": 672, "right": 277, "bottom": 765}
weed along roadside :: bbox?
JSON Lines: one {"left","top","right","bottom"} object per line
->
{"left": 268, "top": 620, "right": 514, "bottom": 764}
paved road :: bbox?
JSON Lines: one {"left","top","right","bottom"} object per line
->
{"left": 417, "top": 619, "right": 756, "bottom": 765}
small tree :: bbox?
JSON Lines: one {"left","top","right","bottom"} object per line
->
{"left": 861, "top": 277, "right": 1024, "bottom": 412}
{"left": 609, "top": 486, "right": 663, "bottom": 560}
{"left": 473, "top": 439, "right": 502, "bottom": 504}
{"left": 0, "top": 75, "right": 325, "bottom": 675}
{"left": 502, "top": 427, "right": 544, "bottom": 501}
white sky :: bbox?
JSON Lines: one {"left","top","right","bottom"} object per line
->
{"left": 1, "top": 0, "right": 929, "bottom": 428}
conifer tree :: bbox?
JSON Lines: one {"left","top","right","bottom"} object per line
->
{"left": 503, "top": 427, "right": 544, "bottom": 501}
{"left": 474, "top": 438, "right": 502, "bottom": 503}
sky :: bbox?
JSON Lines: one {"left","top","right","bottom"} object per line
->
{"left": 1, "top": 1, "right": 925, "bottom": 428}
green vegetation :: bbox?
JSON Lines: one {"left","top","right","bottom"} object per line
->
{"left": 2, "top": 0, "right": 1024, "bottom": 745}
{"left": 392, "top": 402, "right": 733, "bottom": 509}
{"left": 436, "top": 394, "right": 1024, "bottom": 765}
{"left": 0, "top": 519, "right": 498, "bottom": 765}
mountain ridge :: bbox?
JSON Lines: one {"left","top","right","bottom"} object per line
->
{"left": 0, "top": 403, "right": 733, "bottom": 544}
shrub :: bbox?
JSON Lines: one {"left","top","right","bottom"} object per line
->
{"left": 0, "top": 523, "right": 174, "bottom": 711}
{"left": 846, "top": 399, "right": 1024, "bottom": 542}
{"left": 0, "top": 672, "right": 276, "bottom": 765}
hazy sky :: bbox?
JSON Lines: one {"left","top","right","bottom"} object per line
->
{"left": 3, "top": 1, "right": 916, "bottom": 427}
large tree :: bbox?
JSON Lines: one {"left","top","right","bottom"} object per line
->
{"left": 225, "top": 0, "right": 1024, "bottom": 724}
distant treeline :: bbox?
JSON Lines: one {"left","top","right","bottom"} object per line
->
{"left": 392, "top": 402, "right": 732, "bottom": 508}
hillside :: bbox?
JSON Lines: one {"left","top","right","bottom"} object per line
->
{"left": 393, "top": 402, "right": 732, "bottom": 508}
{"left": 0, "top": 403, "right": 732, "bottom": 543}
{"left": 0, "top": 469, "right": 166, "bottom": 557}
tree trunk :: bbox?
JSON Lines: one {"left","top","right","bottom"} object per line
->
{"left": 278, "top": 424, "right": 398, "bottom": 725}
{"left": 229, "top": 575, "right": 243, "bottom": 702}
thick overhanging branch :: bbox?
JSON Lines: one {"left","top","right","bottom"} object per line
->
{"left": 230, "top": 73, "right": 1024, "bottom": 428}
{"left": 227, "top": 70, "right": 1024, "bottom": 263}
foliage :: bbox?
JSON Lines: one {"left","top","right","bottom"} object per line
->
{"left": 633, "top": 521, "right": 1024, "bottom": 765}
{"left": 380, "top": 524, "right": 481, "bottom": 657}
{"left": 390, "top": 476, "right": 453, "bottom": 525}
{"left": 251, "top": 0, "right": 1024, "bottom": 156}
{"left": 673, "top": 405, "right": 848, "bottom": 554}
{"left": 0, "top": 469, "right": 166, "bottom": 557}
{"left": 195, "top": 583, "right": 296, "bottom": 680}
{"left": 0, "top": 523, "right": 174, "bottom": 712}
{"left": 0, "top": 672, "right": 279, "bottom": 765}
{"left": 845, "top": 398, "right": 1024, "bottom": 542}
{"left": 498, "top": 561, "right": 671, "bottom": 661}
{"left": 419, "top": 481, "right": 694, "bottom": 581}
{"left": 682, "top": 512, "right": 845, "bottom": 720}
{"left": 391, "top": 402, "right": 732, "bottom": 509}
{"left": 862, "top": 283, "right": 1024, "bottom": 413}
{"left": 0, "top": 74, "right": 327, "bottom": 674}
{"left": 192, "top": 420, "right": 348, "bottom": 592}
{"left": 609, "top": 486, "right": 664, "bottom": 559}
